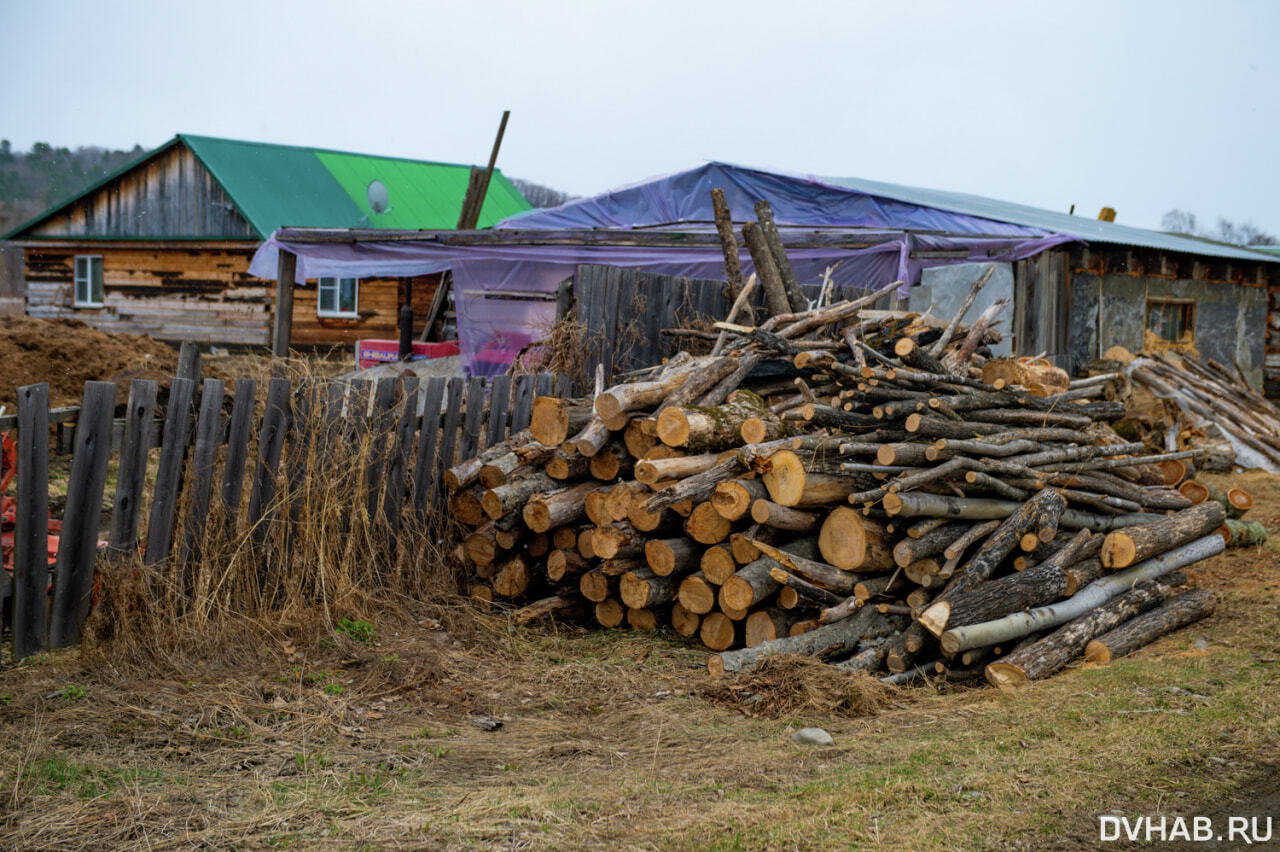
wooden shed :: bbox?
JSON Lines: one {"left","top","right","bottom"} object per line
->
{"left": 0, "top": 134, "right": 530, "bottom": 348}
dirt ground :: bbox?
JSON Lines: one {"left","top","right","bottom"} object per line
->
{"left": 0, "top": 317, "right": 183, "bottom": 412}
{"left": 1, "top": 474, "right": 1278, "bottom": 850}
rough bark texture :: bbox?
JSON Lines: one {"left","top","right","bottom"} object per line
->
{"left": 1101, "top": 502, "right": 1226, "bottom": 568}
{"left": 985, "top": 578, "right": 1177, "bottom": 688}
{"left": 1084, "top": 588, "right": 1216, "bottom": 663}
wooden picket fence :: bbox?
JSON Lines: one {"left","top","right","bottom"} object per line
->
{"left": 3, "top": 368, "right": 566, "bottom": 662}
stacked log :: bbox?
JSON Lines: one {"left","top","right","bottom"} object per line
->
{"left": 454, "top": 236, "right": 1241, "bottom": 691}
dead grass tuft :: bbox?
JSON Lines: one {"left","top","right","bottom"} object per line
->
{"left": 705, "top": 653, "right": 899, "bottom": 719}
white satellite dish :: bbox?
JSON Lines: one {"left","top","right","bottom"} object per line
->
{"left": 366, "top": 179, "right": 391, "bottom": 215}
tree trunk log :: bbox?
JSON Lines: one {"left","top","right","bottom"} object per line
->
{"left": 645, "top": 537, "right": 699, "bottom": 576}
{"left": 522, "top": 481, "right": 601, "bottom": 532}
{"left": 741, "top": 221, "right": 791, "bottom": 317}
{"left": 482, "top": 472, "right": 557, "bottom": 520}
{"left": 620, "top": 567, "right": 681, "bottom": 609}
{"left": 677, "top": 572, "right": 717, "bottom": 614}
{"left": 712, "top": 477, "right": 768, "bottom": 521}
{"left": 708, "top": 604, "right": 888, "bottom": 675}
{"left": 920, "top": 528, "right": 1093, "bottom": 636}
{"left": 940, "top": 534, "right": 1224, "bottom": 656}
{"left": 531, "top": 398, "right": 592, "bottom": 448}
{"left": 656, "top": 390, "right": 768, "bottom": 452}
{"left": 750, "top": 499, "right": 820, "bottom": 531}
{"left": 984, "top": 577, "right": 1178, "bottom": 688}
{"left": 881, "top": 491, "right": 1160, "bottom": 532}
{"left": 1084, "top": 588, "right": 1216, "bottom": 663}
{"left": 1101, "top": 502, "right": 1226, "bottom": 569}
{"left": 818, "top": 507, "right": 895, "bottom": 572}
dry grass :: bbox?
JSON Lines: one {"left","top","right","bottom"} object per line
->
{"left": 1, "top": 464, "right": 1278, "bottom": 848}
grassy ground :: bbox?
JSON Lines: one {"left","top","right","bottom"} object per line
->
{"left": 2, "top": 472, "right": 1278, "bottom": 850}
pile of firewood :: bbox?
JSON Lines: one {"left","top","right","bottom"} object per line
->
{"left": 1123, "top": 352, "right": 1280, "bottom": 473}
{"left": 445, "top": 199, "right": 1254, "bottom": 689}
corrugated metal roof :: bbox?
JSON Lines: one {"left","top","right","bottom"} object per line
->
{"left": 184, "top": 135, "right": 531, "bottom": 236}
{"left": 810, "top": 170, "right": 1279, "bottom": 264}
{"left": 4, "top": 134, "right": 532, "bottom": 240}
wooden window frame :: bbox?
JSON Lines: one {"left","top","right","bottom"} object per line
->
{"left": 317, "top": 276, "right": 359, "bottom": 319}
{"left": 73, "top": 255, "right": 104, "bottom": 308}
{"left": 1145, "top": 297, "right": 1195, "bottom": 345}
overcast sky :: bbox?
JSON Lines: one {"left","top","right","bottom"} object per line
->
{"left": 3, "top": 0, "right": 1277, "bottom": 233}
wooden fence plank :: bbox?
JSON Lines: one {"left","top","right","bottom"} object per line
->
{"left": 459, "top": 376, "right": 486, "bottom": 461}
{"left": 412, "top": 377, "right": 448, "bottom": 511}
{"left": 510, "top": 374, "right": 536, "bottom": 434}
{"left": 180, "top": 378, "right": 225, "bottom": 568}
{"left": 220, "top": 378, "right": 258, "bottom": 522}
{"left": 535, "top": 373, "right": 554, "bottom": 397}
{"left": 106, "top": 379, "right": 158, "bottom": 559}
{"left": 143, "top": 377, "right": 196, "bottom": 565}
{"left": 48, "top": 381, "right": 116, "bottom": 649}
{"left": 13, "top": 383, "right": 50, "bottom": 660}
{"left": 554, "top": 373, "right": 573, "bottom": 399}
{"left": 365, "top": 378, "right": 399, "bottom": 519}
{"left": 247, "top": 377, "right": 292, "bottom": 551}
{"left": 281, "top": 379, "right": 318, "bottom": 569}
{"left": 434, "top": 377, "right": 466, "bottom": 504}
{"left": 177, "top": 341, "right": 202, "bottom": 382}
{"left": 382, "top": 375, "right": 420, "bottom": 531}
{"left": 486, "top": 374, "right": 512, "bottom": 448}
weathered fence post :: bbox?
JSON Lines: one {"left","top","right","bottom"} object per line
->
{"left": 48, "top": 381, "right": 116, "bottom": 649}
{"left": 13, "top": 383, "right": 50, "bottom": 660}
{"left": 144, "top": 376, "right": 196, "bottom": 565}
{"left": 106, "top": 379, "right": 158, "bottom": 560}
{"left": 486, "top": 374, "right": 512, "bottom": 448}
{"left": 382, "top": 375, "right": 420, "bottom": 531}
{"left": 220, "top": 377, "right": 258, "bottom": 524}
{"left": 248, "top": 376, "right": 292, "bottom": 553}
{"left": 412, "top": 377, "right": 448, "bottom": 512}
{"left": 180, "top": 378, "right": 226, "bottom": 569}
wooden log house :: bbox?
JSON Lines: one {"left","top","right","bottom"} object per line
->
{"left": 0, "top": 134, "right": 531, "bottom": 348}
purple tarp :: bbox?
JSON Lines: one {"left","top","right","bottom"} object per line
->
{"left": 496, "top": 162, "right": 1053, "bottom": 238}
{"left": 247, "top": 162, "right": 1077, "bottom": 375}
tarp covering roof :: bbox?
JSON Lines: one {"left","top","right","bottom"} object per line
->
{"left": 499, "top": 162, "right": 1278, "bottom": 264}
{"left": 5, "top": 134, "right": 532, "bottom": 240}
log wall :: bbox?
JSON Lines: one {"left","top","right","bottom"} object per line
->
{"left": 288, "top": 274, "right": 441, "bottom": 348}
{"left": 20, "top": 241, "right": 270, "bottom": 346}
{"left": 21, "top": 143, "right": 257, "bottom": 240}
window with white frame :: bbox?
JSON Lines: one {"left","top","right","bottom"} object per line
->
{"left": 317, "top": 277, "right": 359, "bottom": 318}
{"left": 73, "top": 255, "right": 104, "bottom": 307}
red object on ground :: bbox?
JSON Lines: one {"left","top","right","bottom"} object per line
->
{"left": 355, "top": 339, "right": 460, "bottom": 370}
{"left": 1, "top": 431, "right": 61, "bottom": 573}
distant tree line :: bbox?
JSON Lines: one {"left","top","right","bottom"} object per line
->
{"left": 1162, "top": 208, "right": 1277, "bottom": 247}
{"left": 510, "top": 178, "right": 578, "bottom": 209}
{"left": 0, "top": 140, "right": 147, "bottom": 234}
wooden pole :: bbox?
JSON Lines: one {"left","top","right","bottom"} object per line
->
{"left": 423, "top": 111, "right": 512, "bottom": 341}
{"left": 272, "top": 249, "right": 297, "bottom": 357}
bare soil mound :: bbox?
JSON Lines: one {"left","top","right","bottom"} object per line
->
{"left": 0, "top": 316, "right": 180, "bottom": 410}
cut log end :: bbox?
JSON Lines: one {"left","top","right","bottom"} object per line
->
{"left": 1083, "top": 640, "right": 1112, "bottom": 664}
{"left": 760, "top": 450, "right": 807, "bottom": 507}
{"left": 655, "top": 407, "right": 691, "bottom": 448}
{"left": 522, "top": 502, "right": 553, "bottom": 533}
{"left": 918, "top": 600, "right": 951, "bottom": 637}
{"left": 706, "top": 655, "right": 727, "bottom": 677}
{"left": 1100, "top": 532, "right": 1137, "bottom": 569}
{"left": 984, "top": 661, "right": 1031, "bottom": 690}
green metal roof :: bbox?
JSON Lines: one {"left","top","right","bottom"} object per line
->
{"left": 4, "top": 134, "right": 532, "bottom": 240}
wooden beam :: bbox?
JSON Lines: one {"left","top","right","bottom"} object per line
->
{"left": 272, "top": 249, "right": 297, "bottom": 357}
